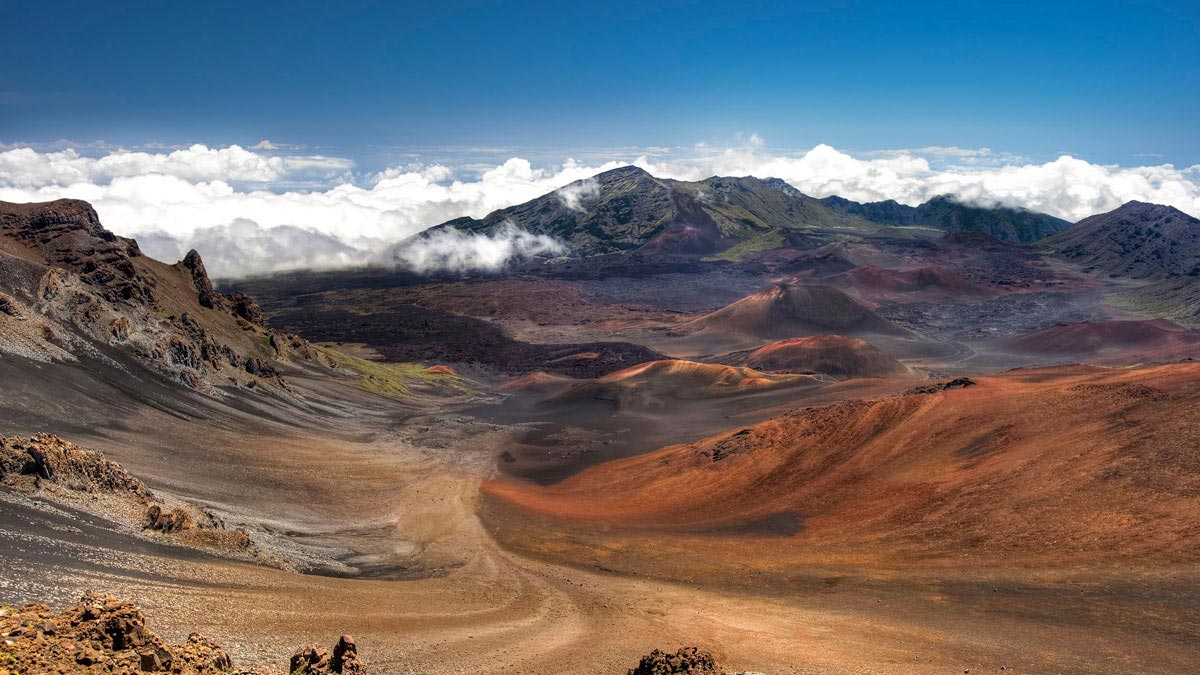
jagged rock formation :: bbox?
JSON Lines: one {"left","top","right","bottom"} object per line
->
{"left": 0, "top": 433, "right": 148, "bottom": 496}
{"left": 0, "top": 434, "right": 255, "bottom": 555}
{"left": 0, "top": 593, "right": 366, "bottom": 674}
{"left": 290, "top": 636, "right": 366, "bottom": 674}
{"left": 0, "top": 199, "right": 324, "bottom": 392}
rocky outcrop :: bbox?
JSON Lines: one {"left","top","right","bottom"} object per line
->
{"left": 144, "top": 504, "right": 196, "bottom": 533}
{"left": 0, "top": 593, "right": 365, "bottom": 674}
{"left": 0, "top": 199, "right": 327, "bottom": 393}
{"left": 290, "top": 636, "right": 366, "bottom": 674}
{"left": 181, "top": 249, "right": 224, "bottom": 310}
{"left": 627, "top": 647, "right": 719, "bottom": 675}
{"left": 227, "top": 292, "right": 265, "bottom": 325}
{"left": 0, "top": 434, "right": 256, "bottom": 556}
{"left": 0, "top": 433, "right": 148, "bottom": 496}
{"left": 0, "top": 200, "right": 151, "bottom": 304}
{"left": 904, "top": 376, "right": 977, "bottom": 395}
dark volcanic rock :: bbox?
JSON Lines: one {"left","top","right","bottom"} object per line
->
{"left": 181, "top": 249, "right": 224, "bottom": 309}
{"left": 227, "top": 291, "right": 265, "bottom": 324}
{"left": 265, "top": 302, "right": 662, "bottom": 378}
{"left": 905, "top": 377, "right": 977, "bottom": 395}
{"left": 627, "top": 647, "right": 719, "bottom": 675}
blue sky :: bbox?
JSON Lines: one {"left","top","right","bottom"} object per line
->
{"left": 2, "top": 0, "right": 1198, "bottom": 168}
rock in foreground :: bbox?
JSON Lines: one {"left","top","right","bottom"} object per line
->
{"left": 0, "top": 593, "right": 366, "bottom": 674}
{"left": 627, "top": 647, "right": 719, "bottom": 675}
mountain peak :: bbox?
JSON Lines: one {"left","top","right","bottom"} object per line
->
{"left": 594, "top": 164, "right": 653, "bottom": 180}
{"left": 1047, "top": 200, "right": 1200, "bottom": 280}
{"left": 1, "top": 198, "right": 112, "bottom": 242}
{"left": 1113, "top": 200, "right": 1189, "bottom": 218}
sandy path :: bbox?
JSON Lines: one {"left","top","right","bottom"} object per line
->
{"left": 6, "top": 452, "right": 1200, "bottom": 675}
{"left": 2, "top": 392, "right": 1199, "bottom": 674}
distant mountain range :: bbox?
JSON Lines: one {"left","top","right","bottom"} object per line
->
{"left": 819, "top": 194, "right": 1071, "bottom": 243}
{"left": 428, "top": 165, "right": 1073, "bottom": 258}
{"left": 432, "top": 165, "right": 873, "bottom": 257}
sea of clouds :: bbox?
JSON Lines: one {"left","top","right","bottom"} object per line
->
{"left": 0, "top": 139, "right": 1197, "bottom": 277}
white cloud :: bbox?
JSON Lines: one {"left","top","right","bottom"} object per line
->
{"left": 0, "top": 140, "right": 1198, "bottom": 277}
{"left": 555, "top": 177, "right": 600, "bottom": 212}
{"left": 635, "top": 143, "right": 1200, "bottom": 221}
{"left": 391, "top": 223, "right": 566, "bottom": 273}
{"left": 0, "top": 143, "right": 352, "bottom": 187}
{"left": 136, "top": 218, "right": 375, "bottom": 278}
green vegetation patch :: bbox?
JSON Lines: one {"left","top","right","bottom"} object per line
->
{"left": 314, "top": 345, "right": 469, "bottom": 398}
{"left": 716, "top": 229, "right": 787, "bottom": 261}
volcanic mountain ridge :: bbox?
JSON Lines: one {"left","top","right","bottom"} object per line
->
{"left": 820, "top": 193, "right": 1071, "bottom": 243}
{"left": 1045, "top": 201, "right": 1200, "bottom": 280}
{"left": 0, "top": 199, "right": 326, "bottom": 393}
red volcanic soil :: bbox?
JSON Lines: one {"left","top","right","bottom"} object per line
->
{"left": 498, "top": 371, "right": 580, "bottom": 402}
{"left": 485, "top": 363, "right": 1200, "bottom": 566}
{"left": 719, "top": 335, "right": 908, "bottom": 379}
{"left": 1005, "top": 319, "right": 1200, "bottom": 363}
{"left": 832, "top": 264, "right": 997, "bottom": 301}
{"left": 682, "top": 283, "right": 905, "bottom": 339}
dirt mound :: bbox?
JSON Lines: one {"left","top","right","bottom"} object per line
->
{"left": 683, "top": 283, "right": 905, "bottom": 339}
{"left": 0, "top": 592, "right": 365, "bottom": 674}
{"left": 775, "top": 250, "right": 857, "bottom": 276}
{"left": 627, "top": 647, "right": 719, "bottom": 675}
{"left": 486, "top": 363, "right": 1200, "bottom": 565}
{"left": 802, "top": 241, "right": 903, "bottom": 268}
{"left": 546, "top": 359, "right": 816, "bottom": 411}
{"left": 719, "top": 335, "right": 907, "bottom": 379}
{"left": 500, "top": 371, "right": 577, "bottom": 392}
{"left": 835, "top": 265, "right": 996, "bottom": 301}
{"left": 1005, "top": 319, "right": 1200, "bottom": 362}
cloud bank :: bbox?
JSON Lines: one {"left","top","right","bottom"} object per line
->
{"left": 0, "top": 140, "right": 1197, "bottom": 277}
{"left": 392, "top": 223, "right": 567, "bottom": 273}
